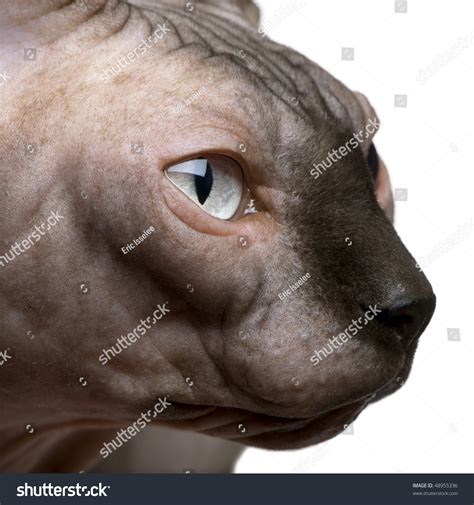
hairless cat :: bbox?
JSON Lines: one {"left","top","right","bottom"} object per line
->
{"left": 0, "top": 0, "right": 435, "bottom": 472}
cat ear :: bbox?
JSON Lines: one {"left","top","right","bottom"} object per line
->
{"left": 352, "top": 92, "right": 393, "bottom": 222}
{"left": 350, "top": 91, "right": 381, "bottom": 156}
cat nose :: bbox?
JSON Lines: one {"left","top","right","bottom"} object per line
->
{"left": 375, "top": 294, "right": 436, "bottom": 348}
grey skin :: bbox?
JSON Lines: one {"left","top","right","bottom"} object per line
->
{"left": 0, "top": 0, "right": 435, "bottom": 472}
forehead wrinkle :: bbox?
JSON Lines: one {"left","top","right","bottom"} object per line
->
{"left": 165, "top": 4, "right": 362, "bottom": 138}
{"left": 164, "top": 6, "right": 299, "bottom": 94}
{"left": 135, "top": 3, "right": 314, "bottom": 114}
{"left": 160, "top": 5, "right": 354, "bottom": 129}
{"left": 135, "top": 1, "right": 358, "bottom": 135}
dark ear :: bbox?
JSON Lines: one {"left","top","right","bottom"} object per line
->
{"left": 351, "top": 91, "right": 394, "bottom": 222}
{"left": 352, "top": 91, "right": 380, "bottom": 156}
{"left": 157, "top": 0, "right": 260, "bottom": 28}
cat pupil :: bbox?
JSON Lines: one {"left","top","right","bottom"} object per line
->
{"left": 195, "top": 162, "right": 214, "bottom": 204}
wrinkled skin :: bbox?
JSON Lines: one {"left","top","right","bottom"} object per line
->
{"left": 0, "top": 0, "right": 435, "bottom": 472}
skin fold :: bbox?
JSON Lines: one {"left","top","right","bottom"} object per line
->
{"left": 0, "top": 0, "right": 435, "bottom": 472}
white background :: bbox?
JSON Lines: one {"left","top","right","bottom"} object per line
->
{"left": 237, "top": 0, "right": 474, "bottom": 473}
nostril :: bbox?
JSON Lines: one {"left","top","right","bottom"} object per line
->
{"left": 376, "top": 295, "right": 436, "bottom": 348}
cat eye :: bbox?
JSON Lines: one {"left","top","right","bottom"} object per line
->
{"left": 165, "top": 155, "right": 244, "bottom": 220}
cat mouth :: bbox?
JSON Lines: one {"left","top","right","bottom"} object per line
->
{"left": 160, "top": 398, "right": 368, "bottom": 450}
{"left": 156, "top": 348, "right": 415, "bottom": 450}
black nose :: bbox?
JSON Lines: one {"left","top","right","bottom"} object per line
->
{"left": 377, "top": 295, "right": 436, "bottom": 348}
